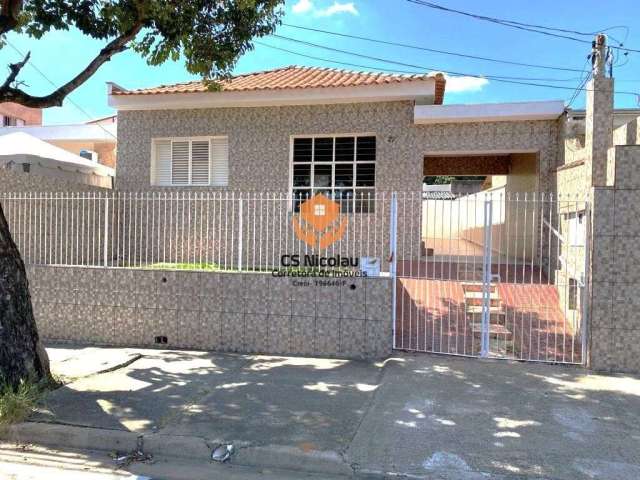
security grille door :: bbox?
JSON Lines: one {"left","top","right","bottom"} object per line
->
{"left": 392, "top": 191, "right": 589, "bottom": 364}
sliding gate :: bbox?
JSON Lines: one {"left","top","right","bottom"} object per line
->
{"left": 393, "top": 191, "right": 589, "bottom": 364}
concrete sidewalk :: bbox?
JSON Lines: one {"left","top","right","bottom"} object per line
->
{"left": 4, "top": 345, "right": 640, "bottom": 479}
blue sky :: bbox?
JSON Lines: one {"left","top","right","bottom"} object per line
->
{"left": 1, "top": 0, "right": 638, "bottom": 125}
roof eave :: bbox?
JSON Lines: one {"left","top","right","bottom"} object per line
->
{"left": 0, "top": 124, "right": 117, "bottom": 143}
{"left": 108, "top": 81, "right": 437, "bottom": 111}
{"left": 414, "top": 100, "right": 566, "bottom": 125}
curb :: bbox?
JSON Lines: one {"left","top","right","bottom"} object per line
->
{"left": 1, "top": 422, "right": 355, "bottom": 477}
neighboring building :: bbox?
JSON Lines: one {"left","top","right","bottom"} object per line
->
{"left": 0, "top": 115, "right": 117, "bottom": 191}
{"left": 0, "top": 132, "right": 115, "bottom": 188}
{"left": 0, "top": 102, "right": 42, "bottom": 126}
{"left": 422, "top": 184, "right": 457, "bottom": 200}
{"left": 0, "top": 118, "right": 117, "bottom": 169}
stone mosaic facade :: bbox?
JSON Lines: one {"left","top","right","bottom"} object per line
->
{"left": 585, "top": 77, "right": 614, "bottom": 187}
{"left": 589, "top": 145, "right": 640, "bottom": 372}
{"left": 116, "top": 101, "right": 560, "bottom": 194}
{"left": 27, "top": 266, "right": 392, "bottom": 360}
{"left": 116, "top": 101, "right": 559, "bottom": 263}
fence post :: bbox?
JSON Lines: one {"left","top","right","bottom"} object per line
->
{"left": 581, "top": 198, "right": 591, "bottom": 366}
{"left": 481, "top": 197, "right": 494, "bottom": 358}
{"left": 103, "top": 192, "right": 109, "bottom": 267}
{"left": 237, "top": 193, "right": 243, "bottom": 271}
{"left": 389, "top": 192, "right": 398, "bottom": 350}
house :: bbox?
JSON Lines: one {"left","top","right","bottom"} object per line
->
{"left": 108, "top": 65, "right": 566, "bottom": 201}
{"left": 107, "top": 64, "right": 567, "bottom": 273}
{"left": 0, "top": 116, "right": 117, "bottom": 190}
{"left": 0, "top": 132, "right": 114, "bottom": 188}
{"left": 0, "top": 116, "right": 117, "bottom": 168}
{"left": 101, "top": 56, "right": 640, "bottom": 369}
{"left": 0, "top": 102, "right": 42, "bottom": 126}
{"left": 6, "top": 35, "right": 640, "bottom": 371}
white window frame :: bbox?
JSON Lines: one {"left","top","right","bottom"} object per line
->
{"left": 150, "top": 135, "right": 228, "bottom": 187}
{"left": 288, "top": 133, "right": 376, "bottom": 211}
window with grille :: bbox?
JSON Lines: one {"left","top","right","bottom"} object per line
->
{"left": 291, "top": 135, "right": 376, "bottom": 212}
{"left": 151, "top": 136, "right": 229, "bottom": 187}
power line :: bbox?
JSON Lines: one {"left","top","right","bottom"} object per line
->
{"left": 255, "top": 41, "right": 426, "bottom": 75}
{"left": 406, "top": 0, "right": 640, "bottom": 53}
{"left": 409, "top": 0, "right": 624, "bottom": 37}
{"left": 568, "top": 72, "right": 592, "bottom": 107}
{"left": 261, "top": 39, "right": 580, "bottom": 83}
{"left": 567, "top": 60, "right": 592, "bottom": 107}
{"left": 281, "top": 23, "right": 587, "bottom": 73}
{"left": 269, "top": 34, "right": 640, "bottom": 98}
{"left": 272, "top": 35, "right": 571, "bottom": 82}
{"left": 260, "top": 40, "right": 584, "bottom": 82}
{"left": 4, "top": 40, "right": 117, "bottom": 139}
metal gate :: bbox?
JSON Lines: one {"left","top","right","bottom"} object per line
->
{"left": 392, "top": 191, "right": 589, "bottom": 364}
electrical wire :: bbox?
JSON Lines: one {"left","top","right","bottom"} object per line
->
{"left": 270, "top": 34, "right": 640, "bottom": 98}
{"left": 406, "top": 0, "right": 640, "bottom": 53}
{"left": 566, "top": 58, "right": 592, "bottom": 107}
{"left": 259, "top": 40, "right": 582, "bottom": 84}
{"left": 4, "top": 39, "right": 117, "bottom": 139}
{"left": 255, "top": 41, "right": 426, "bottom": 75}
{"left": 281, "top": 23, "right": 586, "bottom": 73}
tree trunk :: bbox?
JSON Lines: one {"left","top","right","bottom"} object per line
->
{"left": 0, "top": 200, "right": 50, "bottom": 389}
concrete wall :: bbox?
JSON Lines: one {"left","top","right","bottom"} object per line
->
{"left": 590, "top": 145, "right": 640, "bottom": 372}
{"left": 0, "top": 169, "right": 110, "bottom": 192}
{"left": 558, "top": 69, "right": 640, "bottom": 372}
{"left": 27, "top": 266, "right": 393, "bottom": 360}
{"left": 613, "top": 116, "right": 640, "bottom": 146}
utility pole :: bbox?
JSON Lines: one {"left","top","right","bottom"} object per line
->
{"left": 585, "top": 34, "right": 614, "bottom": 187}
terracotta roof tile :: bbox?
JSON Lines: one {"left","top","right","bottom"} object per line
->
{"left": 111, "top": 65, "right": 446, "bottom": 100}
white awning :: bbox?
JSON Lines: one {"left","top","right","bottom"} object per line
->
{"left": 0, "top": 131, "right": 114, "bottom": 178}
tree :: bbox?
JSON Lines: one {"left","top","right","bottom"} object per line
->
{"left": 0, "top": 202, "right": 50, "bottom": 388}
{"left": 0, "top": 0, "right": 283, "bottom": 107}
{"left": 0, "top": 0, "right": 283, "bottom": 389}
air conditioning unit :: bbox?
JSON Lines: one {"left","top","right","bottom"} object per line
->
{"left": 79, "top": 149, "right": 98, "bottom": 162}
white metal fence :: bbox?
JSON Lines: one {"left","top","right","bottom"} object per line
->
{"left": 395, "top": 189, "right": 589, "bottom": 364}
{"left": 1, "top": 191, "right": 394, "bottom": 271}
{"left": 1, "top": 189, "right": 590, "bottom": 365}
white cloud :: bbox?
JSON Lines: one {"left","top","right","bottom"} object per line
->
{"left": 292, "top": 0, "right": 313, "bottom": 13}
{"left": 316, "top": 1, "right": 359, "bottom": 16}
{"left": 436, "top": 74, "right": 489, "bottom": 93}
{"left": 291, "top": 0, "right": 359, "bottom": 17}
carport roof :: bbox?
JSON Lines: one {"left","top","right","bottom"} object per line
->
{"left": 415, "top": 100, "right": 565, "bottom": 124}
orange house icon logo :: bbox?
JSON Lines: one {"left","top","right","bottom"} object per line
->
{"left": 293, "top": 194, "right": 347, "bottom": 249}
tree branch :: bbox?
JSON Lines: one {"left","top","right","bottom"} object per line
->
{"left": 2, "top": 50, "right": 29, "bottom": 89}
{"left": 0, "top": 0, "right": 22, "bottom": 36}
{"left": 0, "top": 21, "right": 143, "bottom": 108}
